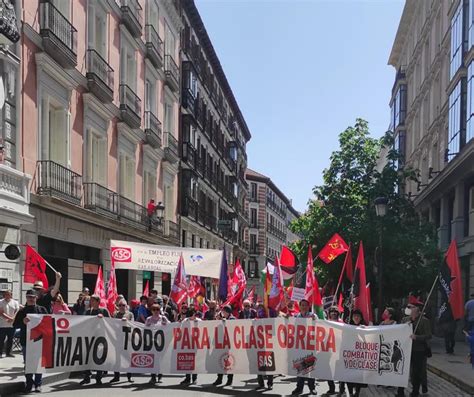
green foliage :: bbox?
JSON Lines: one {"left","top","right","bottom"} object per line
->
{"left": 290, "top": 119, "right": 440, "bottom": 303}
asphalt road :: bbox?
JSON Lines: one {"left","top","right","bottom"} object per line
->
{"left": 10, "top": 371, "right": 472, "bottom": 396}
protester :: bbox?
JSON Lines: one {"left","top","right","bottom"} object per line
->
{"left": 439, "top": 315, "right": 457, "bottom": 354}
{"left": 52, "top": 293, "right": 71, "bottom": 315}
{"left": 465, "top": 293, "right": 474, "bottom": 332}
{"left": 204, "top": 300, "right": 217, "bottom": 320}
{"left": 33, "top": 271, "right": 62, "bottom": 313}
{"left": 130, "top": 299, "right": 140, "bottom": 320}
{"left": 463, "top": 329, "right": 474, "bottom": 369}
{"left": 72, "top": 293, "right": 86, "bottom": 315}
{"left": 177, "top": 302, "right": 190, "bottom": 322}
{"left": 137, "top": 295, "right": 150, "bottom": 323}
{"left": 239, "top": 299, "right": 257, "bottom": 319}
{"left": 145, "top": 303, "right": 169, "bottom": 385}
{"left": 82, "top": 287, "right": 90, "bottom": 296}
{"left": 147, "top": 199, "right": 156, "bottom": 231}
{"left": 13, "top": 290, "right": 47, "bottom": 393}
{"left": 110, "top": 299, "right": 133, "bottom": 384}
{"left": 380, "top": 307, "right": 397, "bottom": 325}
{"left": 180, "top": 310, "right": 202, "bottom": 385}
{"left": 346, "top": 309, "right": 368, "bottom": 397}
{"left": 161, "top": 295, "right": 175, "bottom": 322}
{"left": 291, "top": 299, "right": 317, "bottom": 396}
{"left": 255, "top": 303, "right": 275, "bottom": 390}
{"left": 326, "top": 306, "right": 345, "bottom": 396}
{"left": 213, "top": 305, "right": 235, "bottom": 387}
{"left": 80, "top": 295, "right": 110, "bottom": 385}
{"left": 0, "top": 290, "right": 20, "bottom": 358}
{"left": 397, "top": 303, "right": 431, "bottom": 397}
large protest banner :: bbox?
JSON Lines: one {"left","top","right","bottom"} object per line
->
{"left": 26, "top": 315, "right": 411, "bottom": 387}
{"left": 110, "top": 240, "right": 223, "bottom": 278}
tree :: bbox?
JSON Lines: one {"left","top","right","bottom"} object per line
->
{"left": 291, "top": 119, "right": 440, "bottom": 304}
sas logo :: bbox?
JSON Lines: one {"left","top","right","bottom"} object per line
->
{"left": 257, "top": 351, "right": 275, "bottom": 371}
{"left": 111, "top": 247, "right": 132, "bottom": 262}
{"left": 177, "top": 352, "right": 195, "bottom": 371}
{"left": 131, "top": 353, "right": 154, "bottom": 368}
{"left": 220, "top": 352, "right": 235, "bottom": 371}
{"left": 190, "top": 255, "right": 204, "bottom": 263}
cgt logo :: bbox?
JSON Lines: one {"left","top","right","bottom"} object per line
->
{"left": 131, "top": 353, "right": 154, "bottom": 368}
{"left": 257, "top": 351, "right": 275, "bottom": 371}
{"left": 111, "top": 248, "right": 132, "bottom": 262}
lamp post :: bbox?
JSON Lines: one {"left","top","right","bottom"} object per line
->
{"left": 155, "top": 202, "right": 165, "bottom": 223}
{"left": 374, "top": 197, "right": 388, "bottom": 323}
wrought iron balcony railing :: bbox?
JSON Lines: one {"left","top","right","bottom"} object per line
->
{"left": 120, "top": 0, "right": 142, "bottom": 37}
{"left": 83, "top": 182, "right": 119, "bottom": 216}
{"left": 163, "top": 132, "right": 179, "bottom": 163}
{"left": 144, "top": 111, "right": 162, "bottom": 148}
{"left": 86, "top": 49, "right": 114, "bottom": 103}
{"left": 145, "top": 24, "right": 163, "bottom": 68}
{"left": 119, "top": 84, "right": 141, "bottom": 128}
{"left": 164, "top": 55, "right": 179, "bottom": 91}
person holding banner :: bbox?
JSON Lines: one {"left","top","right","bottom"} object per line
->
{"left": 255, "top": 303, "right": 275, "bottom": 390}
{"left": 180, "top": 310, "right": 202, "bottom": 386}
{"left": 345, "top": 309, "right": 368, "bottom": 397}
{"left": 239, "top": 300, "right": 257, "bottom": 319}
{"left": 291, "top": 299, "right": 317, "bottom": 396}
{"left": 145, "top": 303, "right": 169, "bottom": 385}
{"left": 204, "top": 300, "right": 217, "bottom": 320}
{"left": 80, "top": 295, "right": 110, "bottom": 385}
{"left": 33, "top": 271, "right": 62, "bottom": 314}
{"left": 213, "top": 305, "right": 235, "bottom": 387}
{"left": 326, "top": 306, "right": 345, "bottom": 396}
{"left": 110, "top": 299, "right": 134, "bottom": 384}
{"left": 13, "top": 289, "right": 48, "bottom": 393}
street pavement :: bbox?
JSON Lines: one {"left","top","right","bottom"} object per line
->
{"left": 9, "top": 371, "right": 472, "bottom": 397}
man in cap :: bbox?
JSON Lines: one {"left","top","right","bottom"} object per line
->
{"left": 33, "top": 271, "right": 62, "bottom": 314}
{"left": 13, "top": 290, "right": 48, "bottom": 393}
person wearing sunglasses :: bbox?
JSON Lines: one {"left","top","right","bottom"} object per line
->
{"left": 145, "top": 304, "right": 169, "bottom": 385}
{"left": 110, "top": 300, "right": 134, "bottom": 384}
{"left": 238, "top": 300, "right": 256, "bottom": 319}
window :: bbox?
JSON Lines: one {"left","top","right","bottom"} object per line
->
{"left": 199, "top": 238, "right": 203, "bottom": 248}
{"left": 191, "top": 234, "right": 195, "bottom": 248}
{"left": 41, "top": 96, "right": 70, "bottom": 166}
{"left": 145, "top": 78, "right": 157, "bottom": 113}
{"left": 448, "top": 81, "right": 464, "bottom": 161}
{"left": 251, "top": 183, "right": 257, "bottom": 200}
{"left": 450, "top": 2, "right": 464, "bottom": 79}
{"left": 469, "top": 0, "right": 474, "bottom": 49}
{"left": 119, "top": 153, "right": 135, "bottom": 200}
{"left": 143, "top": 169, "right": 157, "bottom": 206}
{"left": 250, "top": 208, "right": 257, "bottom": 227}
{"left": 164, "top": 184, "right": 174, "bottom": 220}
{"left": 250, "top": 234, "right": 257, "bottom": 251}
{"left": 87, "top": 130, "right": 107, "bottom": 185}
{"left": 87, "top": 0, "right": 108, "bottom": 57}
{"left": 467, "top": 61, "right": 474, "bottom": 143}
{"left": 53, "top": 0, "right": 70, "bottom": 18}
{"left": 147, "top": 0, "right": 159, "bottom": 29}
{"left": 393, "top": 84, "right": 407, "bottom": 128}
{"left": 182, "top": 230, "right": 186, "bottom": 247}
{"left": 164, "top": 101, "right": 174, "bottom": 133}
{"left": 120, "top": 36, "right": 137, "bottom": 91}
{"left": 394, "top": 131, "right": 406, "bottom": 170}
{"left": 164, "top": 22, "right": 175, "bottom": 57}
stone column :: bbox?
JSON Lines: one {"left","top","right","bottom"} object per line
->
{"left": 452, "top": 182, "right": 465, "bottom": 241}
{"left": 439, "top": 195, "right": 450, "bottom": 250}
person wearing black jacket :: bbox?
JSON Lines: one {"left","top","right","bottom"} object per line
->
{"left": 213, "top": 305, "right": 235, "bottom": 387}
{"left": 79, "top": 295, "right": 110, "bottom": 385}
{"left": 238, "top": 300, "right": 257, "bottom": 319}
{"left": 13, "top": 289, "right": 48, "bottom": 393}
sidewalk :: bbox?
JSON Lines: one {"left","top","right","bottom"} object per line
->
{"left": 427, "top": 336, "right": 474, "bottom": 395}
{"left": 0, "top": 353, "right": 68, "bottom": 396}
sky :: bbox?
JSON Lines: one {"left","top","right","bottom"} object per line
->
{"left": 195, "top": 0, "right": 405, "bottom": 212}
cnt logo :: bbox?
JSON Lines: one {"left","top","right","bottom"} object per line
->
{"left": 131, "top": 353, "right": 154, "bottom": 368}
{"left": 111, "top": 247, "right": 132, "bottom": 262}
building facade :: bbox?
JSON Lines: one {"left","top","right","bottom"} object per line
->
{"left": 245, "top": 169, "right": 299, "bottom": 296}
{"left": 178, "top": 0, "right": 251, "bottom": 270}
{"left": 9, "top": 0, "right": 183, "bottom": 302}
{"left": 389, "top": 0, "right": 474, "bottom": 296}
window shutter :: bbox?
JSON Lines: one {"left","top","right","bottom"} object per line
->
{"left": 126, "top": 159, "right": 135, "bottom": 200}
{"left": 119, "top": 153, "right": 126, "bottom": 196}
{"left": 98, "top": 138, "right": 107, "bottom": 186}
{"left": 87, "top": 0, "right": 95, "bottom": 50}
{"left": 49, "top": 108, "right": 68, "bottom": 166}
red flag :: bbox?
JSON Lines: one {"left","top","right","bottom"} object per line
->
{"left": 170, "top": 254, "right": 188, "bottom": 305}
{"left": 143, "top": 280, "right": 150, "bottom": 297}
{"left": 188, "top": 275, "right": 202, "bottom": 299}
{"left": 280, "top": 246, "right": 298, "bottom": 280}
{"left": 318, "top": 233, "right": 349, "bottom": 264}
{"left": 305, "top": 247, "right": 324, "bottom": 319}
{"left": 268, "top": 257, "right": 284, "bottom": 311}
{"left": 439, "top": 240, "right": 464, "bottom": 321}
{"left": 107, "top": 262, "right": 118, "bottom": 315}
{"left": 94, "top": 266, "right": 107, "bottom": 308}
{"left": 353, "top": 242, "right": 369, "bottom": 324}
{"left": 337, "top": 293, "right": 344, "bottom": 313}
{"left": 201, "top": 300, "right": 209, "bottom": 315}
{"left": 247, "top": 285, "right": 256, "bottom": 304}
{"left": 24, "top": 244, "right": 49, "bottom": 288}
{"left": 230, "top": 259, "right": 246, "bottom": 293}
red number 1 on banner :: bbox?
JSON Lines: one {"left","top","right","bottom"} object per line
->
{"left": 30, "top": 316, "right": 55, "bottom": 369}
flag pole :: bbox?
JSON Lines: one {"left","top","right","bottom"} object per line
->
{"left": 413, "top": 274, "right": 438, "bottom": 333}
{"left": 44, "top": 260, "right": 57, "bottom": 273}
{"left": 331, "top": 247, "right": 351, "bottom": 307}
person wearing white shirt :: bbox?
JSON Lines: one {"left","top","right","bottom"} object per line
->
{"left": 0, "top": 290, "right": 20, "bottom": 358}
{"left": 145, "top": 304, "right": 169, "bottom": 385}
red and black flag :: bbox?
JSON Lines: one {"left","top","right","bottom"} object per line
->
{"left": 337, "top": 247, "right": 353, "bottom": 321}
{"left": 24, "top": 244, "right": 49, "bottom": 288}
{"left": 280, "top": 246, "right": 298, "bottom": 280}
{"left": 438, "top": 240, "right": 464, "bottom": 322}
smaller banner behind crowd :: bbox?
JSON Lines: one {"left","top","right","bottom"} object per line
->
{"left": 110, "top": 240, "right": 223, "bottom": 278}
{"left": 26, "top": 315, "right": 412, "bottom": 387}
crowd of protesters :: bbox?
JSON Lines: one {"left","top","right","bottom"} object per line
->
{"left": 2, "top": 277, "right": 474, "bottom": 396}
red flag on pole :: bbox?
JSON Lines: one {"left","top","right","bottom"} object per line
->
{"left": 24, "top": 244, "right": 49, "bottom": 288}
{"left": 268, "top": 257, "right": 284, "bottom": 311}
{"left": 439, "top": 240, "right": 464, "bottom": 321}
{"left": 170, "top": 254, "right": 188, "bottom": 305}
{"left": 305, "top": 246, "right": 324, "bottom": 318}
{"left": 143, "top": 280, "right": 150, "bottom": 297}
{"left": 94, "top": 266, "right": 107, "bottom": 308}
{"left": 107, "top": 262, "right": 118, "bottom": 315}
{"left": 318, "top": 233, "right": 349, "bottom": 264}
{"left": 247, "top": 285, "right": 256, "bottom": 304}
{"left": 352, "top": 242, "right": 369, "bottom": 324}
{"left": 188, "top": 275, "right": 202, "bottom": 299}
{"left": 280, "top": 246, "right": 298, "bottom": 280}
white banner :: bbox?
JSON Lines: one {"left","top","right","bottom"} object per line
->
{"left": 26, "top": 315, "right": 412, "bottom": 387}
{"left": 110, "top": 240, "right": 223, "bottom": 278}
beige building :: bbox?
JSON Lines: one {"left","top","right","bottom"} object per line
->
{"left": 389, "top": 0, "right": 474, "bottom": 295}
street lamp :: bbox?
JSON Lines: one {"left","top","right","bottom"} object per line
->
{"left": 374, "top": 197, "right": 388, "bottom": 323}
{"left": 155, "top": 202, "right": 165, "bottom": 223}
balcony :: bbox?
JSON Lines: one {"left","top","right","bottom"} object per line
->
{"left": 266, "top": 223, "right": 286, "bottom": 241}
{"left": 35, "top": 160, "right": 82, "bottom": 206}
{"left": 119, "top": 84, "right": 141, "bottom": 129}
{"left": 145, "top": 25, "right": 163, "bottom": 68}
{"left": 182, "top": 142, "right": 196, "bottom": 168}
{"left": 86, "top": 49, "right": 114, "bottom": 103}
{"left": 0, "top": 164, "right": 33, "bottom": 226}
{"left": 120, "top": 0, "right": 142, "bottom": 38}
{"left": 182, "top": 88, "right": 196, "bottom": 113}
{"left": 83, "top": 182, "right": 119, "bottom": 217}
{"left": 249, "top": 244, "right": 260, "bottom": 255}
{"left": 164, "top": 55, "right": 179, "bottom": 92}
{"left": 165, "top": 219, "right": 179, "bottom": 241}
{"left": 181, "top": 195, "right": 197, "bottom": 219}
{"left": 144, "top": 111, "right": 162, "bottom": 148}
{"left": 118, "top": 195, "right": 146, "bottom": 227}
{"left": 163, "top": 132, "right": 179, "bottom": 163}
{"left": 39, "top": 0, "right": 77, "bottom": 68}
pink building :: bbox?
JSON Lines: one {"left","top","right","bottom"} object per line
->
{"left": 12, "top": 0, "right": 182, "bottom": 301}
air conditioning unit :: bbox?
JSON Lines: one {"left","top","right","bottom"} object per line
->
{"left": 469, "top": 186, "right": 474, "bottom": 236}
